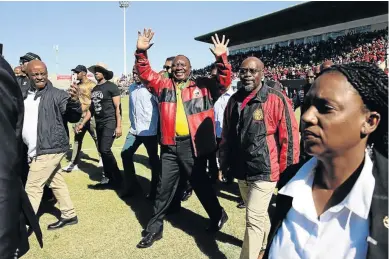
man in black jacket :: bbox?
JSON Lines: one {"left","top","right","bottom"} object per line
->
{"left": 0, "top": 56, "right": 42, "bottom": 258}
{"left": 23, "top": 60, "right": 81, "bottom": 230}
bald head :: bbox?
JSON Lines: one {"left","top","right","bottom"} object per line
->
{"left": 27, "top": 60, "right": 48, "bottom": 89}
{"left": 239, "top": 57, "right": 265, "bottom": 92}
{"left": 27, "top": 60, "right": 47, "bottom": 73}
{"left": 242, "top": 57, "right": 264, "bottom": 70}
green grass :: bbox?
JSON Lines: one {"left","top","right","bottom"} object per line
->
{"left": 24, "top": 96, "right": 245, "bottom": 259}
{"left": 24, "top": 96, "right": 302, "bottom": 259}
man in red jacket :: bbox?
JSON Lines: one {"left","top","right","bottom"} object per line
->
{"left": 219, "top": 57, "right": 299, "bottom": 259}
{"left": 135, "top": 29, "right": 231, "bottom": 248}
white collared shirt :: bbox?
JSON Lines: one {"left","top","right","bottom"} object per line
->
{"left": 269, "top": 151, "right": 375, "bottom": 259}
{"left": 22, "top": 90, "right": 41, "bottom": 157}
{"left": 214, "top": 87, "right": 236, "bottom": 138}
{"left": 128, "top": 83, "right": 159, "bottom": 136}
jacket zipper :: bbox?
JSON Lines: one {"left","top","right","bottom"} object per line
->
{"left": 35, "top": 92, "right": 43, "bottom": 157}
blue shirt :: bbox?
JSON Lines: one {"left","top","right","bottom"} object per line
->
{"left": 214, "top": 87, "right": 236, "bottom": 138}
{"left": 128, "top": 83, "right": 159, "bottom": 136}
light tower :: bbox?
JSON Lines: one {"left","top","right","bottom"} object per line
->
{"left": 53, "top": 44, "right": 59, "bottom": 75}
{"left": 119, "top": 1, "right": 130, "bottom": 77}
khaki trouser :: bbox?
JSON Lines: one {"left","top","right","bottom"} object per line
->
{"left": 238, "top": 179, "right": 276, "bottom": 259}
{"left": 25, "top": 152, "right": 76, "bottom": 219}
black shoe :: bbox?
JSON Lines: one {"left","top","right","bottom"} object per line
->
{"left": 47, "top": 216, "right": 78, "bottom": 230}
{"left": 136, "top": 231, "right": 162, "bottom": 248}
{"left": 237, "top": 200, "right": 246, "bottom": 209}
{"left": 206, "top": 208, "right": 228, "bottom": 232}
{"left": 181, "top": 189, "right": 193, "bottom": 202}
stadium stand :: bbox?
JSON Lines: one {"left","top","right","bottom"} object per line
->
{"left": 193, "top": 1, "right": 388, "bottom": 80}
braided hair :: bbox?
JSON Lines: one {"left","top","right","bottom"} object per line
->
{"left": 321, "top": 62, "right": 388, "bottom": 156}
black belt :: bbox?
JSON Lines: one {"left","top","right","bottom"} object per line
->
{"left": 175, "top": 135, "right": 190, "bottom": 141}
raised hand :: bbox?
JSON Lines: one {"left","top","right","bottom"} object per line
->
{"left": 137, "top": 28, "right": 155, "bottom": 51}
{"left": 210, "top": 34, "right": 230, "bottom": 57}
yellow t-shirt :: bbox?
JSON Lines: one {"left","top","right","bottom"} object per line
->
{"left": 175, "top": 83, "right": 190, "bottom": 136}
{"left": 78, "top": 79, "right": 96, "bottom": 111}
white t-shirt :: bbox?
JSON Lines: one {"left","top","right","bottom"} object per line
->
{"left": 22, "top": 90, "right": 41, "bottom": 157}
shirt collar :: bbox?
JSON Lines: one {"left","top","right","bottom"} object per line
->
{"left": 224, "top": 87, "right": 235, "bottom": 96}
{"left": 279, "top": 150, "right": 375, "bottom": 220}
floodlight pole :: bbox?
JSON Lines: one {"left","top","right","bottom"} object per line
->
{"left": 119, "top": 1, "right": 130, "bottom": 77}
{"left": 53, "top": 45, "right": 59, "bottom": 76}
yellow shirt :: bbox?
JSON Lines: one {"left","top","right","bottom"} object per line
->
{"left": 78, "top": 79, "right": 96, "bottom": 111}
{"left": 175, "top": 83, "right": 190, "bottom": 136}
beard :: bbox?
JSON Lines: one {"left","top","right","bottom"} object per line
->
{"left": 243, "top": 84, "right": 256, "bottom": 92}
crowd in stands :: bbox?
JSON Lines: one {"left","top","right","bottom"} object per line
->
{"left": 193, "top": 28, "right": 388, "bottom": 80}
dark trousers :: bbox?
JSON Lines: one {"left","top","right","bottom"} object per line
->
{"left": 71, "top": 117, "right": 99, "bottom": 165}
{"left": 146, "top": 136, "right": 222, "bottom": 233}
{"left": 120, "top": 132, "right": 160, "bottom": 195}
{"left": 207, "top": 138, "right": 222, "bottom": 181}
{"left": 96, "top": 124, "right": 122, "bottom": 185}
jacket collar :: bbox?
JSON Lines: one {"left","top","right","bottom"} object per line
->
{"left": 253, "top": 83, "right": 270, "bottom": 103}
{"left": 30, "top": 81, "right": 52, "bottom": 100}
{"left": 234, "top": 83, "right": 270, "bottom": 103}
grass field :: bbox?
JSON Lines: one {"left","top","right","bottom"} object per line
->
{"left": 24, "top": 96, "right": 248, "bottom": 259}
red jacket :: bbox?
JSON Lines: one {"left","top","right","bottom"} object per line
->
{"left": 135, "top": 51, "right": 232, "bottom": 157}
{"left": 220, "top": 84, "right": 300, "bottom": 182}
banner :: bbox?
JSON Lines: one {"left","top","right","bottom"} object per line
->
{"left": 57, "top": 74, "right": 95, "bottom": 80}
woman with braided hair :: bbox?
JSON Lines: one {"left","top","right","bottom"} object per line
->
{"left": 263, "top": 62, "right": 388, "bottom": 259}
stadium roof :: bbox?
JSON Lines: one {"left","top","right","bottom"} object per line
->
{"left": 195, "top": 1, "right": 388, "bottom": 46}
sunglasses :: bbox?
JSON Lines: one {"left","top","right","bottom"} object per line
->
{"left": 163, "top": 65, "right": 171, "bottom": 70}
{"left": 239, "top": 68, "right": 262, "bottom": 75}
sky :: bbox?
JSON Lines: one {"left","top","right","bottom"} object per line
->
{"left": 0, "top": 1, "right": 301, "bottom": 76}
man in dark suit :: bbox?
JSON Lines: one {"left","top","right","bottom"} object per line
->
{"left": 0, "top": 55, "right": 42, "bottom": 258}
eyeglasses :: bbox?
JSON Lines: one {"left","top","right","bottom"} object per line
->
{"left": 239, "top": 68, "right": 262, "bottom": 75}
{"left": 163, "top": 65, "right": 171, "bottom": 70}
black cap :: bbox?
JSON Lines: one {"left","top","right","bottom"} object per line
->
{"left": 20, "top": 52, "right": 41, "bottom": 62}
{"left": 71, "top": 65, "right": 87, "bottom": 73}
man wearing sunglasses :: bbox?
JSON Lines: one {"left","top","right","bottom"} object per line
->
{"left": 63, "top": 65, "right": 101, "bottom": 173}
{"left": 161, "top": 56, "right": 174, "bottom": 77}
{"left": 17, "top": 52, "right": 41, "bottom": 92}
{"left": 219, "top": 57, "right": 299, "bottom": 259}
